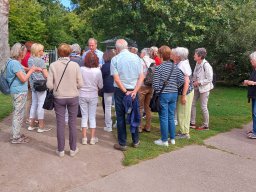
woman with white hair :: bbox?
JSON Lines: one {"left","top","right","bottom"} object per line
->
{"left": 6, "top": 43, "right": 41, "bottom": 144}
{"left": 65, "top": 43, "right": 83, "bottom": 124}
{"left": 27, "top": 43, "right": 49, "bottom": 133}
{"left": 172, "top": 47, "right": 194, "bottom": 139}
{"left": 244, "top": 51, "right": 256, "bottom": 139}
{"left": 70, "top": 43, "right": 83, "bottom": 67}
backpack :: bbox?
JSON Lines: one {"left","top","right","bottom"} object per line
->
{"left": 144, "top": 62, "right": 155, "bottom": 86}
{"left": 0, "top": 60, "right": 16, "bottom": 95}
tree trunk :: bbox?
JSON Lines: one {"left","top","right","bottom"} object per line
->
{"left": 0, "top": 0, "right": 10, "bottom": 69}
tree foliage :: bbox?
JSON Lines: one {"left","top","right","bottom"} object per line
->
{"left": 9, "top": 0, "right": 87, "bottom": 48}
{"left": 8, "top": 0, "right": 256, "bottom": 84}
{"left": 9, "top": 0, "right": 46, "bottom": 45}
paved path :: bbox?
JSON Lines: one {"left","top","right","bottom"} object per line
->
{"left": 69, "top": 122, "right": 256, "bottom": 192}
{"left": 0, "top": 107, "right": 123, "bottom": 192}
{"left": 1, "top": 106, "right": 256, "bottom": 192}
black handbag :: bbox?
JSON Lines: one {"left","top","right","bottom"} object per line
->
{"left": 34, "top": 80, "right": 47, "bottom": 92}
{"left": 43, "top": 61, "right": 70, "bottom": 110}
{"left": 43, "top": 90, "right": 54, "bottom": 110}
{"left": 149, "top": 63, "right": 174, "bottom": 112}
{"left": 149, "top": 91, "right": 161, "bottom": 112}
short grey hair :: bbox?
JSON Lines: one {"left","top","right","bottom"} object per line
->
{"left": 141, "top": 48, "right": 150, "bottom": 56}
{"left": 10, "top": 43, "right": 27, "bottom": 60}
{"left": 172, "top": 47, "right": 189, "bottom": 61}
{"left": 71, "top": 43, "right": 81, "bottom": 54}
{"left": 250, "top": 51, "right": 256, "bottom": 61}
{"left": 195, "top": 47, "right": 207, "bottom": 59}
{"left": 88, "top": 38, "right": 97, "bottom": 44}
{"left": 115, "top": 39, "right": 128, "bottom": 51}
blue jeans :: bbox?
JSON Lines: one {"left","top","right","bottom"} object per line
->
{"left": 252, "top": 99, "right": 256, "bottom": 134}
{"left": 114, "top": 88, "right": 139, "bottom": 146}
{"left": 158, "top": 92, "right": 178, "bottom": 141}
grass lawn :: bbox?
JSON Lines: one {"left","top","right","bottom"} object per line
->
{"left": 119, "top": 85, "right": 251, "bottom": 166}
{"left": 0, "top": 94, "right": 12, "bottom": 121}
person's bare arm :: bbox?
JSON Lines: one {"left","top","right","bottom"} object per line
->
{"left": 16, "top": 66, "right": 42, "bottom": 83}
{"left": 180, "top": 75, "right": 189, "bottom": 105}
{"left": 113, "top": 74, "right": 126, "bottom": 93}
{"left": 130, "top": 73, "right": 144, "bottom": 99}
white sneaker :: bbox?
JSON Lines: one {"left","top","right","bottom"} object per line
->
{"left": 90, "top": 137, "right": 99, "bottom": 145}
{"left": 170, "top": 139, "right": 175, "bottom": 145}
{"left": 70, "top": 148, "right": 79, "bottom": 157}
{"left": 154, "top": 139, "right": 169, "bottom": 147}
{"left": 56, "top": 150, "right": 65, "bottom": 157}
{"left": 104, "top": 127, "right": 112, "bottom": 132}
{"left": 27, "top": 126, "right": 37, "bottom": 131}
{"left": 82, "top": 137, "right": 87, "bottom": 145}
{"left": 37, "top": 128, "right": 52, "bottom": 133}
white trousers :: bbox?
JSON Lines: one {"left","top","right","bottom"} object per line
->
{"left": 79, "top": 97, "right": 98, "bottom": 128}
{"left": 29, "top": 90, "right": 46, "bottom": 119}
{"left": 104, "top": 93, "right": 114, "bottom": 128}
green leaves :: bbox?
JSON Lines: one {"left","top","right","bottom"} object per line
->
{"left": 9, "top": 0, "right": 88, "bottom": 48}
{"left": 8, "top": 0, "right": 256, "bottom": 84}
{"left": 9, "top": 0, "right": 46, "bottom": 45}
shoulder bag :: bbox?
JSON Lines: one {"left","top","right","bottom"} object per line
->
{"left": 43, "top": 61, "right": 70, "bottom": 110}
{"left": 149, "top": 63, "right": 174, "bottom": 112}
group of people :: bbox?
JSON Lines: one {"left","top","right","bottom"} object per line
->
{"left": 5, "top": 37, "right": 221, "bottom": 157}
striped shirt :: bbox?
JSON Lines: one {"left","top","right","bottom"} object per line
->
{"left": 153, "top": 61, "right": 184, "bottom": 93}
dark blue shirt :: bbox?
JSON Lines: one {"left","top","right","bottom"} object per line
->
{"left": 101, "top": 61, "right": 114, "bottom": 93}
{"left": 70, "top": 55, "right": 83, "bottom": 67}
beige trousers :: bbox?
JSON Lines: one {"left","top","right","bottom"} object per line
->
{"left": 138, "top": 86, "right": 153, "bottom": 131}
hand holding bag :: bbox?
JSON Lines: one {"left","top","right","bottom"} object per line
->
{"left": 43, "top": 61, "right": 70, "bottom": 110}
{"left": 149, "top": 63, "right": 174, "bottom": 112}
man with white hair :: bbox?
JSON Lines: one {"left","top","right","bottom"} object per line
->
{"left": 111, "top": 39, "right": 144, "bottom": 151}
{"left": 82, "top": 38, "right": 104, "bottom": 66}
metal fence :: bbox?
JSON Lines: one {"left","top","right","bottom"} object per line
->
{"left": 43, "top": 48, "right": 58, "bottom": 67}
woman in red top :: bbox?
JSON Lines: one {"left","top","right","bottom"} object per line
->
{"left": 150, "top": 46, "right": 161, "bottom": 66}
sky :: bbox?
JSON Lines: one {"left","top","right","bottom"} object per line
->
{"left": 60, "top": 0, "right": 71, "bottom": 8}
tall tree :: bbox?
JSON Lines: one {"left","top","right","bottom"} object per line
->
{"left": 9, "top": 0, "right": 46, "bottom": 45}
{"left": 0, "top": 0, "right": 10, "bottom": 69}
